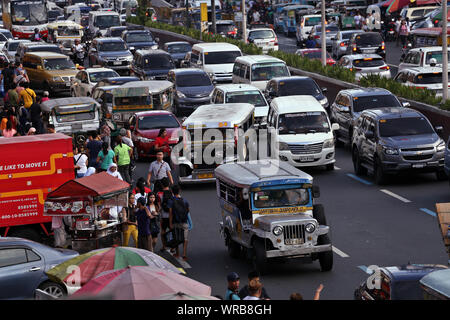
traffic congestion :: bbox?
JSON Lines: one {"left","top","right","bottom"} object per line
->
{"left": 0, "top": 0, "right": 449, "bottom": 302}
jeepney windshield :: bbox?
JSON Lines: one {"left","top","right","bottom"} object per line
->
{"left": 55, "top": 110, "right": 96, "bottom": 123}
{"left": 94, "top": 15, "right": 120, "bottom": 29}
{"left": 253, "top": 187, "right": 309, "bottom": 208}
{"left": 57, "top": 28, "right": 81, "bottom": 36}
{"left": 114, "top": 95, "right": 151, "bottom": 107}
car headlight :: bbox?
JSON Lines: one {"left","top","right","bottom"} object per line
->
{"left": 125, "top": 55, "right": 133, "bottom": 61}
{"left": 323, "top": 138, "right": 334, "bottom": 149}
{"left": 319, "top": 97, "right": 328, "bottom": 106}
{"left": 278, "top": 141, "right": 289, "bottom": 151}
{"left": 151, "top": 44, "right": 158, "bottom": 50}
{"left": 273, "top": 225, "right": 283, "bottom": 236}
{"left": 437, "top": 140, "right": 445, "bottom": 152}
{"left": 137, "top": 136, "right": 154, "bottom": 143}
{"left": 383, "top": 146, "right": 398, "bottom": 155}
{"left": 305, "top": 223, "right": 316, "bottom": 233}
{"left": 112, "top": 113, "right": 121, "bottom": 120}
{"left": 177, "top": 90, "right": 186, "bottom": 98}
{"left": 52, "top": 76, "right": 64, "bottom": 82}
{"left": 145, "top": 76, "right": 156, "bottom": 80}
{"left": 207, "top": 72, "right": 215, "bottom": 79}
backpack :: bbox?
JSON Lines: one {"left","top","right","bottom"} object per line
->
{"left": 172, "top": 197, "right": 188, "bottom": 223}
{"left": 161, "top": 190, "right": 172, "bottom": 212}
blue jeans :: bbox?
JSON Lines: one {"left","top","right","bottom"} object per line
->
{"left": 76, "top": 172, "right": 85, "bottom": 179}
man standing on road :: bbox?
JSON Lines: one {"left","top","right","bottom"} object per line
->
{"left": 147, "top": 151, "right": 173, "bottom": 193}
{"left": 158, "top": 177, "right": 173, "bottom": 252}
{"left": 168, "top": 184, "right": 190, "bottom": 261}
{"left": 225, "top": 272, "right": 241, "bottom": 300}
{"left": 238, "top": 271, "right": 271, "bottom": 299}
{"left": 114, "top": 135, "right": 132, "bottom": 184}
{"left": 120, "top": 127, "right": 135, "bottom": 181}
{"left": 87, "top": 131, "right": 103, "bottom": 169}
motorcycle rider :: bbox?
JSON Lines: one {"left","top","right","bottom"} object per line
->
{"left": 31, "top": 28, "right": 43, "bottom": 42}
{"left": 72, "top": 39, "right": 85, "bottom": 65}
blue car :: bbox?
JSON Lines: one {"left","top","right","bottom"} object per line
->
{"left": 88, "top": 37, "right": 134, "bottom": 76}
{"left": 162, "top": 41, "right": 192, "bottom": 68}
{"left": 0, "top": 237, "right": 79, "bottom": 299}
{"left": 130, "top": 49, "right": 175, "bottom": 80}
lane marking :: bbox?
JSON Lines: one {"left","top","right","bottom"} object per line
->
{"left": 332, "top": 246, "right": 349, "bottom": 258}
{"left": 420, "top": 208, "right": 437, "bottom": 217}
{"left": 380, "top": 189, "right": 411, "bottom": 203}
{"left": 346, "top": 173, "right": 373, "bottom": 186}
{"left": 357, "top": 265, "right": 373, "bottom": 274}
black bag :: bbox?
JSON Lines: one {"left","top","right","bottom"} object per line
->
{"left": 172, "top": 198, "right": 188, "bottom": 223}
{"left": 164, "top": 227, "right": 184, "bottom": 248}
{"left": 150, "top": 217, "right": 160, "bottom": 235}
{"left": 161, "top": 190, "right": 172, "bottom": 212}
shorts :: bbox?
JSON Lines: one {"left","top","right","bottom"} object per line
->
{"left": 173, "top": 223, "right": 189, "bottom": 240}
{"left": 161, "top": 218, "right": 170, "bottom": 231}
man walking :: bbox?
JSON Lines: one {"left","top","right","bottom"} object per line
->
{"left": 87, "top": 131, "right": 103, "bottom": 169}
{"left": 146, "top": 151, "right": 173, "bottom": 193}
{"left": 158, "top": 177, "right": 173, "bottom": 252}
{"left": 225, "top": 272, "right": 241, "bottom": 300}
{"left": 168, "top": 184, "right": 190, "bottom": 261}
{"left": 238, "top": 271, "right": 271, "bottom": 299}
{"left": 114, "top": 135, "right": 132, "bottom": 184}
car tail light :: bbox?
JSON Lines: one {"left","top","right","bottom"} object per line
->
{"left": 414, "top": 86, "right": 427, "bottom": 89}
{"left": 340, "top": 42, "right": 346, "bottom": 47}
{"left": 314, "top": 35, "right": 320, "bottom": 39}
{"left": 379, "top": 66, "right": 390, "bottom": 70}
{"left": 350, "top": 67, "right": 362, "bottom": 71}
{"left": 389, "top": 28, "right": 393, "bottom": 31}
{"left": 381, "top": 41, "right": 385, "bottom": 50}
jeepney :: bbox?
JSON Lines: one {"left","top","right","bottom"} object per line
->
{"left": 47, "top": 21, "right": 84, "bottom": 57}
{"left": 106, "top": 80, "right": 174, "bottom": 128}
{"left": 40, "top": 97, "right": 101, "bottom": 146}
{"left": 177, "top": 103, "right": 256, "bottom": 184}
{"left": 410, "top": 27, "right": 450, "bottom": 48}
{"left": 214, "top": 159, "right": 333, "bottom": 274}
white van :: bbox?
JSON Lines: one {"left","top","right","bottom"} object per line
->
{"left": 267, "top": 95, "right": 339, "bottom": 170}
{"left": 88, "top": 11, "right": 121, "bottom": 37}
{"left": 232, "top": 55, "right": 290, "bottom": 91}
{"left": 188, "top": 43, "right": 242, "bottom": 83}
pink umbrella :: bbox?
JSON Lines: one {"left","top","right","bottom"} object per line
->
{"left": 71, "top": 266, "right": 211, "bottom": 300}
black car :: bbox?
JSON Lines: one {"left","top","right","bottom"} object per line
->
{"left": 130, "top": 49, "right": 175, "bottom": 80}
{"left": 105, "top": 26, "right": 127, "bottom": 37}
{"left": 264, "top": 76, "right": 329, "bottom": 110}
{"left": 168, "top": 68, "right": 214, "bottom": 116}
{"left": 88, "top": 37, "right": 133, "bottom": 75}
{"left": 330, "top": 88, "right": 405, "bottom": 146}
{"left": 347, "top": 32, "right": 385, "bottom": 59}
{"left": 162, "top": 41, "right": 192, "bottom": 68}
{"left": 90, "top": 76, "right": 139, "bottom": 92}
{"left": 122, "top": 28, "right": 158, "bottom": 53}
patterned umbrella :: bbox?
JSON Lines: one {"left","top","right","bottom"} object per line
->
{"left": 46, "top": 247, "right": 184, "bottom": 290}
{"left": 153, "top": 292, "right": 220, "bottom": 300}
{"left": 71, "top": 266, "right": 212, "bottom": 300}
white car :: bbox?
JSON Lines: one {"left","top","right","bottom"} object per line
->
{"left": 2, "top": 39, "right": 30, "bottom": 62}
{"left": 0, "top": 28, "right": 13, "bottom": 50}
{"left": 246, "top": 28, "right": 278, "bottom": 54}
{"left": 394, "top": 66, "right": 450, "bottom": 98}
{"left": 295, "top": 14, "right": 321, "bottom": 46}
{"left": 337, "top": 54, "right": 391, "bottom": 81}
{"left": 71, "top": 67, "right": 119, "bottom": 97}
{"left": 399, "top": 47, "right": 449, "bottom": 72}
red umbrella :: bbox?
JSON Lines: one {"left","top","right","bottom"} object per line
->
{"left": 387, "top": 0, "right": 411, "bottom": 13}
{"left": 71, "top": 266, "right": 212, "bottom": 300}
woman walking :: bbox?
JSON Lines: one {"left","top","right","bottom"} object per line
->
{"left": 399, "top": 19, "right": 410, "bottom": 48}
{"left": 96, "top": 142, "right": 115, "bottom": 173}
{"left": 147, "top": 192, "right": 161, "bottom": 251}
{"left": 135, "top": 197, "right": 153, "bottom": 251}
{"left": 114, "top": 135, "right": 132, "bottom": 184}
{"left": 74, "top": 146, "right": 88, "bottom": 178}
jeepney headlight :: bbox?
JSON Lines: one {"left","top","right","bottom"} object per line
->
{"left": 305, "top": 223, "right": 316, "bottom": 233}
{"left": 207, "top": 72, "right": 215, "bottom": 79}
{"left": 125, "top": 55, "right": 133, "bottom": 61}
{"left": 437, "top": 140, "right": 445, "bottom": 152}
{"left": 273, "top": 225, "right": 283, "bottom": 236}
{"left": 323, "top": 138, "right": 334, "bottom": 149}
{"left": 278, "top": 141, "right": 289, "bottom": 151}
{"left": 176, "top": 90, "right": 186, "bottom": 98}
{"left": 52, "top": 76, "right": 64, "bottom": 82}
{"left": 112, "top": 113, "right": 121, "bottom": 120}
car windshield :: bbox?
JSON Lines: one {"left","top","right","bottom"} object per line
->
{"left": 7, "top": 42, "right": 22, "bottom": 51}
{"left": 415, "top": 72, "right": 450, "bottom": 84}
{"left": 56, "top": 111, "right": 96, "bottom": 123}
{"left": 11, "top": 2, "right": 47, "bottom": 25}
{"left": 305, "top": 17, "right": 321, "bottom": 26}
{"left": 127, "top": 33, "right": 153, "bottom": 42}
{"left": 94, "top": 15, "right": 120, "bottom": 28}
{"left": 425, "top": 52, "right": 450, "bottom": 64}
{"left": 143, "top": 55, "right": 174, "bottom": 69}
{"left": 353, "top": 58, "right": 385, "bottom": 68}
{"left": 44, "top": 58, "right": 75, "bottom": 70}
{"left": 353, "top": 95, "right": 400, "bottom": 112}
{"left": 114, "top": 96, "right": 151, "bottom": 107}
{"left": 99, "top": 41, "right": 127, "bottom": 51}
{"left": 278, "top": 111, "right": 330, "bottom": 134}
{"left": 216, "top": 24, "right": 235, "bottom": 33}
{"left": 176, "top": 74, "right": 211, "bottom": 87}
{"left": 225, "top": 91, "right": 267, "bottom": 107}
{"left": 29, "top": 46, "right": 61, "bottom": 54}
{"left": 57, "top": 28, "right": 80, "bottom": 36}
{"left": 204, "top": 51, "right": 241, "bottom": 64}
{"left": 89, "top": 71, "right": 119, "bottom": 82}
{"left": 251, "top": 63, "right": 289, "bottom": 81}
{"left": 138, "top": 114, "right": 179, "bottom": 130}
{"left": 249, "top": 30, "right": 275, "bottom": 39}
{"left": 379, "top": 117, "right": 434, "bottom": 137}
{"left": 300, "top": 50, "right": 332, "bottom": 59}
{"left": 343, "top": 32, "right": 359, "bottom": 40}
{"left": 167, "top": 43, "right": 191, "bottom": 53}
{"left": 253, "top": 188, "right": 309, "bottom": 208}
{"left": 110, "top": 28, "right": 126, "bottom": 37}
{"left": 278, "top": 79, "right": 321, "bottom": 96}
{"left": 355, "top": 33, "right": 382, "bottom": 46}
{"left": 0, "top": 30, "right": 13, "bottom": 40}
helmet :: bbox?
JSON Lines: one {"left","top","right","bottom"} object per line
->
{"left": 430, "top": 58, "right": 437, "bottom": 67}
{"left": 34, "top": 28, "right": 39, "bottom": 33}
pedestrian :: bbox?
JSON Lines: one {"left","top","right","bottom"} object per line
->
{"left": 31, "top": 28, "right": 43, "bottom": 41}
{"left": 122, "top": 193, "right": 138, "bottom": 247}
{"left": 238, "top": 271, "right": 271, "bottom": 299}
{"left": 354, "top": 11, "right": 362, "bottom": 29}
{"left": 2, "top": 119, "right": 16, "bottom": 137}
{"left": 19, "top": 82, "right": 36, "bottom": 109}
{"left": 7, "top": 83, "right": 19, "bottom": 109}
{"left": 14, "top": 61, "right": 29, "bottom": 85}
{"left": 114, "top": 135, "right": 132, "bottom": 184}
{"left": 17, "top": 105, "right": 30, "bottom": 136}
{"left": 100, "top": 123, "right": 111, "bottom": 147}
{"left": 399, "top": 19, "right": 410, "bottom": 48}
{"left": 158, "top": 177, "right": 172, "bottom": 252}
{"left": 147, "top": 192, "right": 161, "bottom": 250}
{"left": 243, "top": 279, "right": 262, "bottom": 300}
{"left": 252, "top": 9, "right": 260, "bottom": 23}
{"left": 1, "top": 62, "right": 15, "bottom": 95}
{"left": 135, "top": 197, "right": 152, "bottom": 251}
{"left": 154, "top": 128, "right": 172, "bottom": 164}
{"left": 106, "top": 162, "right": 123, "bottom": 180}
{"left": 96, "top": 141, "right": 115, "bottom": 172}
{"left": 305, "top": 34, "right": 317, "bottom": 48}
{"left": 40, "top": 91, "right": 50, "bottom": 103}
{"left": 119, "top": 127, "right": 135, "bottom": 181}
{"left": 87, "top": 131, "right": 103, "bottom": 169}
{"left": 225, "top": 272, "right": 241, "bottom": 300}
{"left": 74, "top": 146, "right": 88, "bottom": 178}
{"left": 52, "top": 216, "right": 67, "bottom": 248}
{"left": 289, "top": 284, "right": 324, "bottom": 300}
{"left": 146, "top": 151, "right": 173, "bottom": 193}
{"left": 29, "top": 101, "right": 43, "bottom": 134}
{"left": 168, "top": 184, "right": 190, "bottom": 260}
{"left": 395, "top": 15, "right": 402, "bottom": 46}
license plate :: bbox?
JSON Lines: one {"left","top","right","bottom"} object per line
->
{"left": 113, "top": 61, "right": 122, "bottom": 65}
{"left": 71, "top": 123, "right": 82, "bottom": 130}
{"left": 363, "top": 49, "right": 376, "bottom": 53}
{"left": 197, "top": 173, "right": 213, "bottom": 179}
{"left": 66, "top": 82, "right": 71, "bottom": 86}
{"left": 299, "top": 156, "right": 314, "bottom": 162}
{"left": 412, "top": 163, "right": 425, "bottom": 168}
{"left": 285, "top": 239, "right": 304, "bottom": 245}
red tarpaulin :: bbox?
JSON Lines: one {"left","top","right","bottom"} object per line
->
{"left": 416, "top": 0, "right": 440, "bottom": 5}
{"left": 388, "top": 0, "right": 411, "bottom": 12}
{"left": 382, "top": 0, "right": 395, "bottom": 7}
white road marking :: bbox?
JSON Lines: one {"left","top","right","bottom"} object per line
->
{"left": 332, "top": 246, "right": 350, "bottom": 258}
{"left": 379, "top": 189, "right": 411, "bottom": 203}
{"left": 334, "top": 165, "right": 341, "bottom": 170}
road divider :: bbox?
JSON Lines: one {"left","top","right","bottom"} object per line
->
{"left": 379, "top": 189, "right": 411, "bottom": 203}
{"left": 346, "top": 173, "right": 373, "bottom": 186}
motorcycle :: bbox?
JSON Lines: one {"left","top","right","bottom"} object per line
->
{"left": 71, "top": 44, "right": 87, "bottom": 66}
{"left": 382, "top": 19, "right": 397, "bottom": 42}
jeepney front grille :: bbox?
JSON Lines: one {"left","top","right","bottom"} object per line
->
{"left": 283, "top": 224, "right": 305, "bottom": 245}
{"left": 288, "top": 143, "right": 323, "bottom": 155}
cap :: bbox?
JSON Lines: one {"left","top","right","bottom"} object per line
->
{"left": 43, "top": 91, "right": 49, "bottom": 96}
{"left": 227, "top": 272, "right": 239, "bottom": 282}
{"left": 137, "top": 197, "right": 146, "bottom": 205}
{"left": 119, "top": 128, "right": 127, "bottom": 136}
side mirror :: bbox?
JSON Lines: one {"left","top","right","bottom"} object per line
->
{"left": 365, "top": 130, "right": 374, "bottom": 140}
{"left": 312, "top": 185, "right": 320, "bottom": 198}
{"left": 321, "top": 87, "right": 327, "bottom": 93}
{"left": 331, "top": 123, "right": 340, "bottom": 131}
{"left": 155, "top": 37, "right": 160, "bottom": 43}
{"left": 435, "top": 126, "right": 443, "bottom": 133}
{"left": 402, "top": 102, "right": 410, "bottom": 107}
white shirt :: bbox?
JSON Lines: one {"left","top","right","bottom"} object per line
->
{"left": 243, "top": 296, "right": 260, "bottom": 300}
{"left": 253, "top": 11, "right": 260, "bottom": 22}
{"left": 75, "top": 154, "right": 88, "bottom": 174}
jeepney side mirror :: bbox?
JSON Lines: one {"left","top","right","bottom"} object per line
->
{"left": 402, "top": 102, "right": 410, "bottom": 108}
{"left": 321, "top": 87, "right": 327, "bottom": 93}
{"left": 435, "top": 126, "right": 443, "bottom": 133}
{"left": 312, "top": 185, "right": 320, "bottom": 198}
{"left": 155, "top": 37, "right": 160, "bottom": 43}
{"left": 242, "top": 188, "right": 249, "bottom": 200}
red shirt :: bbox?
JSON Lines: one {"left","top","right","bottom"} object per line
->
{"left": 132, "top": 187, "right": 152, "bottom": 195}
{"left": 155, "top": 136, "right": 170, "bottom": 154}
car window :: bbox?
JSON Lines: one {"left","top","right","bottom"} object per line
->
{"left": 233, "top": 62, "right": 241, "bottom": 76}
{"left": 26, "top": 249, "right": 41, "bottom": 262}
{"left": 239, "top": 64, "right": 246, "bottom": 78}
{"left": 353, "top": 95, "right": 401, "bottom": 112}
{"left": 216, "top": 90, "right": 224, "bottom": 103}
{"left": 411, "top": 53, "right": 420, "bottom": 65}
{"left": 0, "top": 248, "right": 28, "bottom": 268}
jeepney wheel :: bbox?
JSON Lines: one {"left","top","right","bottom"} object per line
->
{"left": 317, "top": 234, "right": 333, "bottom": 272}
{"left": 252, "top": 239, "right": 268, "bottom": 275}
{"left": 313, "top": 204, "right": 327, "bottom": 226}
{"left": 226, "top": 232, "right": 241, "bottom": 259}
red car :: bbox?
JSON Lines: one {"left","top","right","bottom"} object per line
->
{"left": 295, "top": 49, "right": 336, "bottom": 66}
{"left": 129, "top": 111, "right": 182, "bottom": 160}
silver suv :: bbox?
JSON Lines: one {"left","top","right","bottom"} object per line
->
{"left": 351, "top": 107, "right": 446, "bottom": 184}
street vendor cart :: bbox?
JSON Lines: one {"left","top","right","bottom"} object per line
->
{"left": 435, "top": 203, "right": 450, "bottom": 265}
{"left": 44, "top": 172, "right": 130, "bottom": 253}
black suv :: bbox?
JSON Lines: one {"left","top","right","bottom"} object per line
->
{"left": 264, "top": 76, "right": 328, "bottom": 110}
{"left": 130, "top": 49, "right": 175, "bottom": 80}
{"left": 88, "top": 37, "right": 133, "bottom": 75}
{"left": 122, "top": 28, "right": 158, "bottom": 53}
{"left": 351, "top": 107, "right": 446, "bottom": 184}
{"left": 330, "top": 88, "right": 406, "bottom": 145}
{"left": 347, "top": 32, "right": 385, "bottom": 59}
